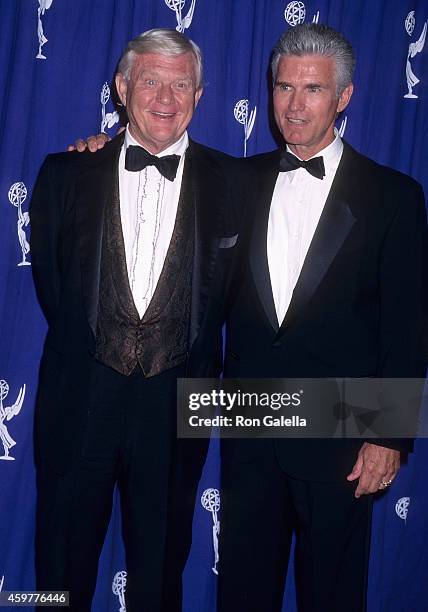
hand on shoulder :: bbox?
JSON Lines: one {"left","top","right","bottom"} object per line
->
{"left": 67, "top": 127, "right": 125, "bottom": 153}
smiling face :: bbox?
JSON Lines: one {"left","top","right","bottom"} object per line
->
{"left": 115, "top": 51, "right": 202, "bottom": 154}
{"left": 273, "top": 54, "right": 353, "bottom": 160}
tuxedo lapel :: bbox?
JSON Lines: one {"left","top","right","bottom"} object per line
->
{"left": 249, "top": 152, "right": 280, "bottom": 331}
{"left": 75, "top": 134, "right": 124, "bottom": 337}
{"left": 276, "top": 146, "right": 356, "bottom": 340}
{"left": 188, "top": 142, "right": 225, "bottom": 347}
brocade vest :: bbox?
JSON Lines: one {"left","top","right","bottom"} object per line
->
{"left": 94, "top": 169, "right": 194, "bottom": 377}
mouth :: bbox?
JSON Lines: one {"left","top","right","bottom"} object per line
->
{"left": 286, "top": 118, "right": 307, "bottom": 125}
{"left": 150, "top": 111, "right": 176, "bottom": 120}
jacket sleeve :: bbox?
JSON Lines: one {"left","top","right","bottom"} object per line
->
{"left": 375, "top": 180, "right": 428, "bottom": 452}
{"left": 30, "top": 155, "right": 70, "bottom": 325}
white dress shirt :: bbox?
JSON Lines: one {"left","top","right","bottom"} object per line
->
{"left": 119, "top": 126, "right": 188, "bottom": 318}
{"left": 267, "top": 131, "right": 343, "bottom": 325}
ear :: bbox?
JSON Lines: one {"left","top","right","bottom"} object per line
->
{"left": 115, "top": 73, "right": 128, "bottom": 107}
{"left": 194, "top": 87, "right": 203, "bottom": 108}
{"left": 337, "top": 82, "right": 353, "bottom": 113}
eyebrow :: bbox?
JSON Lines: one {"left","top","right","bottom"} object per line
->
{"left": 139, "top": 68, "right": 192, "bottom": 78}
{"left": 275, "top": 80, "right": 327, "bottom": 88}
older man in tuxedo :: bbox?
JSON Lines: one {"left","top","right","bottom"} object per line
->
{"left": 218, "top": 24, "right": 427, "bottom": 612}
{"left": 30, "top": 28, "right": 238, "bottom": 612}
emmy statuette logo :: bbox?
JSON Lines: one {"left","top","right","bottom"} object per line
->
{"left": 404, "top": 11, "right": 427, "bottom": 99}
{"left": 36, "top": 0, "right": 54, "bottom": 60}
{"left": 100, "top": 83, "right": 120, "bottom": 134}
{"left": 0, "top": 576, "right": 4, "bottom": 592}
{"left": 284, "top": 2, "right": 319, "bottom": 27}
{"left": 164, "top": 0, "right": 196, "bottom": 33}
{"left": 201, "top": 488, "right": 220, "bottom": 575}
{"left": 395, "top": 497, "right": 410, "bottom": 521}
{"left": 234, "top": 99, "right": 257, "bottom": 157}
{"left": 112, "top": 570, "right": 127, "bottom": 612}
{"left": 338, "top": 115, "right": 347, "bottom": 138}
{"left": 0, "top": 380, "right": 26, "bottom": 461}
{"left": 8, "top": 182, "right": 31, "bottom": 267}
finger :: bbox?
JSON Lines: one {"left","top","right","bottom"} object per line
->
{"left": 379, "top": 462, "right": 400, "bottom": 487}
{"left": 378, "top": 466, "right": 399, "bottom": 490}
{"left": 355, "top": 475, "right": 378, "bottom": 497}
{"left": 87, "top": 136, "right": 100, "bottom": 153}
{"left": 74, "top": 139, "right": 88, "bottom": 153}
{"left": 96, "top": 133, "right": 111, "bottom": 147}
{"left": 347, "top": 455, "right": 363, "bottom": 481}
{"left": 354, "top": 464, "right": 384, "bottom": 497}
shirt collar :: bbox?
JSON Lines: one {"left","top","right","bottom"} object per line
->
{"left": 124, "top": 125, "right": 189, "bottom": 158}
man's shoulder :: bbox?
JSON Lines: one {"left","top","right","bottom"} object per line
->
{"left": 246, "top": 149, "right": 281, "bottom": 166}
{"left": 189, "top": 140, "right": 239, "bottom": 165}
{"left": 342, "top": 142, "right": 423, "bottom": 194}
{"left": 39, "top": 133, "right": 124, "bottom": 185}
{"left": 188, "top": 140, "right": 244, "bottom": 184}
{"left": 236, "top": 149, "right": 281, "bottom": 180}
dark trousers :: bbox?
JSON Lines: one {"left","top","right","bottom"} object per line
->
{"left": 35, "top": 362, "right": 207, "bottom": 612}
{"left": 218, "top": 442, "right": 372, "bottom": 612}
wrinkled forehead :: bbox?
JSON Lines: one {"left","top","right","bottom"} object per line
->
{"left": 131, "top": 51, "right": 198, "bottom": 81}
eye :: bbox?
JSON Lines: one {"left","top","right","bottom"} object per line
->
{"left": 145, "top": 79, "right": 157, "bottom": 86}
{"left": 308, "top": 85, "right": 321, "bottom": 92}
{"left": 173, "top": 80, "right": 192, "bottom": 92}
{"left": 276, "top": 82, "right": 291, "bottom": 91}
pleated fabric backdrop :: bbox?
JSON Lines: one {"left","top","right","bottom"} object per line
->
{"left": 0, "top": 1, "right": 427, "bottom": 610}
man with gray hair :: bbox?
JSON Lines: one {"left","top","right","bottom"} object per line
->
{"left": 219, "top": 23, "right": 427, "bottom": 611}
{"left": 30, "top": 28, "right": 238, "bottom": 611}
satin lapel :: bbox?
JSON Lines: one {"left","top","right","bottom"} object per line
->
{"left": 189, "top": 142, "right": 224, "bottom": 347}
{"left": 249, "top": 154, "right": 280, "bottom": 331}
{"left": 276, "top": 150, "right": 356, "bottom": 341}
{"left": 75, "top": 136, "right": 123, "bottom": 337}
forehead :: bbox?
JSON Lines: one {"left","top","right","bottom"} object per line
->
{"left": 276, "top": 54, "right": 337, "bottom": 83}
{"left": 131, "top": 51, "right": 196, "bottom": 79}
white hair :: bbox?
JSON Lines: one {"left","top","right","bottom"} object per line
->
{"left": 117, "top": 28, "right": 203, "bottom": 89}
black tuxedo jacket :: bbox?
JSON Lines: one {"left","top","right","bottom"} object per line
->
{"left": 30, "top": 133, "right": 239, "bottom": 472}
{"left": 224, "top": 142, "right": 427, "bottom": 481}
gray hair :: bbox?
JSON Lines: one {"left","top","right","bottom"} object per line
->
{"left": 117, "top": 28, "right": 203, "bottom": 89}
{"left": 271, "top": 24, "right": 355, "bottom": 95}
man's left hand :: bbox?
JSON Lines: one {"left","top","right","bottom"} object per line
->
{"left": 347, "top": 442, "right": 400, "bottom": 498}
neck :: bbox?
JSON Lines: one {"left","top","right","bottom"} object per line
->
{"left": 288, "top": 134, "right": 336, "bottom": 161}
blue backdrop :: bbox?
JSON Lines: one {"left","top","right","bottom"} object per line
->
{"left": 1, "top": 1, "right": 427, "bottom": 610}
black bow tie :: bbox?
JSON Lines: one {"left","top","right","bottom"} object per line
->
{"left": 125, "top": 145, "right": 180, "bottom": 181}
{"left": 279, "top": 150, "right": 325, "bottom": 180}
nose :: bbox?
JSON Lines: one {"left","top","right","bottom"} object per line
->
{"left": 288, "top": 90, "right": 305, "bottom": 112}
{"left": 157, "top": 83, "right": 174, "bottom": 105}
